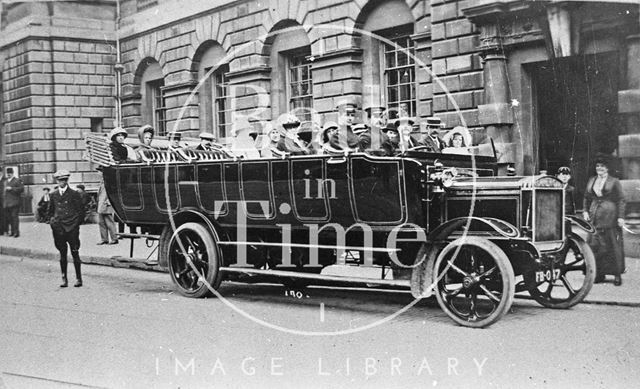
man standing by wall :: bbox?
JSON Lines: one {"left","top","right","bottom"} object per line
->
{"left": 3, "top": 167, "right": 24, "bottom": 237}
{"left": 0, "top": 166, "right": 5, "bottom": 235}
{"left": 47, "top": 170, "right": 85, "bottom": 288}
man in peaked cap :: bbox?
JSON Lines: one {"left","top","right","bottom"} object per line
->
{"left": 196, "top": 132, "right": 216, "bottom": 151}
{"left": 48, "top": 169, "right": 85, "bottom": 287}
{"left": 3, "top": 167, "right": 24, "bottom": 237}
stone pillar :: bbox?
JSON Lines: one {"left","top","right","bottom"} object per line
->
{"left": 477, "top": 49, "right": 516, "bottom": 174}
{"left": 618, "top": 32, "right": 640, "bottom": 243}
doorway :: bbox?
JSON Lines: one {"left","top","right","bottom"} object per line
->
{"left": 531, "top": 52, "right": 620, "bottom": 209}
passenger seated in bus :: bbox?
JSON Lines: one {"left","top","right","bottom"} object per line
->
{"left": 230, "top": 117, "right": 261, "bottom": 159}
{"left": 194, "top": 132, "right": 216, "bottom": 151}
{"left": 276, "top": 114, "right": 311, "bottom": 156}
{"left": 109, "top": 127, "right": 138, "bottom": 163}
{"left": 167, "top": 131, "right": 184, "bottom": 150}
{"left": 352, "top": 123, "right": 370, "bottom": 151}
{"left": 381, "top": 122, "right": 401, "bottom": 154}
{"left": 418, "top": 117, "right": 446, "bottom": 151}
{"left": 320, "top": 121, "right": 355, "bottom": 155}
{"left": 442, "top": 126, "right": 471, "bottom": 155}
{"left": 396, "top": 117, "right": 419, "bottom": 151}
{"left": 260, "top": 122, "right": 287, "bottom": 158}
{"left": 135, "top": 125, "right": 156, "bottom": 153}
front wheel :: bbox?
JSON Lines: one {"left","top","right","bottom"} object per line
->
{"left": 434, "top": 237, "right": 515, "bottom": 328}
{"left": 524, "top": 233, "right": 595, "bottom": 309}
{"left": 168, "top": 222, "right": 222, "bottom": 298}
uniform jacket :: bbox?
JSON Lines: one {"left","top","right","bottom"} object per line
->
{"left": 48, "top": 187, "right": 84, "bottom": 232}
{"left": 3, "top": 176, "right": 24, "bottom": 208}
{"left": 583, "top": 175, "right": 625, "bottom": 228}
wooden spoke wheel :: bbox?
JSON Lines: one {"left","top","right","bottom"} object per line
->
{"left": 168, "top": 223, "right": 222, "bottom": 298}
{"left": 434, "top": 237, "right": 515, "bottom": 328}
{"left": 525, "top": 233, "right": 595, "bottom": 309}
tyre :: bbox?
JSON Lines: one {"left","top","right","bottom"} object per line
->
{"left": 433, "top": 237, "right": 515, "bottom": 328}
{"left": 525, "top": 233, "right": 595, "bottom": 309}
{"left": 168, "top": 222, "right": 222, "bottom": 298}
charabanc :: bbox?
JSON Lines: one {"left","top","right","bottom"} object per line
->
{"left": 85, "top": 132, "right": 595, "bottom": 328}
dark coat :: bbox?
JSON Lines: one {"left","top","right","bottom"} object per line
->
{"left": 564, "top": 184, "right": 576, "bottom": 215}
{"left": 48, "top": 187, "right": 84, "bottom": 232}
{"left": 3, "top": 176, "right": 24, "bottom": 208}
{"left": 583, "top": 175, "right": 625, "bottom": 228}
{"left": 110, "top": 142, "right": 129, "bottom": 163}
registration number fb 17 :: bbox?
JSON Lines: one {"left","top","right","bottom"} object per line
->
{"left": 535, "top": 269, "right": 561, "bottom": 283}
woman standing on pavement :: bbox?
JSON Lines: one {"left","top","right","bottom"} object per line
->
{"left": 583, "top": 155, "right": 626, "bottom": 286}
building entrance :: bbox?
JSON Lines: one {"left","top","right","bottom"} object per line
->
{"left": 531, "top": 52, "right": 620, "bottom": 209}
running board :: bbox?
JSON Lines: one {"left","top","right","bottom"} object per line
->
{"left": 220, "top": 267, "right": 410, "bottom": 289}
{"left": 216, "top": 241, "right": 400, "bottom": 252}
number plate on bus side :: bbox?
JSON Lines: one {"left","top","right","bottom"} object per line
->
{"left": 535, "top": 269, "right": 561, "bottom": 283}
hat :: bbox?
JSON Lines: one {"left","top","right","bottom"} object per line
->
{"left": 336, "top": 99, "right": 358, "bottom": 112}
{"left": 395, "top": 117, "right": 415, "bottom": 127}
{"left": 426, "top": 117, "right": 444, "bottom": 129}
{"left": 382, "top": 121, "right": 399, "bottom": 133}
{"left": 321, "top": 121, "right": 339, "bottom": 142}
{"left": 6, "top": 167, "right": 13, "bottom": 174}
{"left": 199, "top": 132, "right": 215, "bottom": 141}
{"left": 139, "top": 125, "right": 154, "bottom": 135}
{"left": 109, "top": 127, "right": 128, "bottom": 141}
{"left": 278, "top": 114, "right": 301, "bottom": 130}
{"left": 352, "top": 123, "right": 369, "bottom": 136}
{"left": 594, "top": 153, "right": 613, "bottom": 166}
{"left": 167, "top": 131, "right": 182, "bottom": 141}
{"left": 232, "top": 117, "right": 256, "bottom": 136}
{"left": 53, "top": 169, "right": 71, "bottom": 180}
{"left": 442, "top": 126, "right": 472, "bottom": 146}
{"left": 557, "top": 166, "right": 571, "bottom": 175}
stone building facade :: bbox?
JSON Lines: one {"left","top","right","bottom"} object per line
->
{"left": 1, "top": 0, "right": 639, "bottom": 224}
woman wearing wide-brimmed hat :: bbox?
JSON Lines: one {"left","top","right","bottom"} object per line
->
{"left": 109, "top": 127, "right": 137, "bottom": 163}
{"left": 583, "top": 155, "right": 626, "bottom": 286}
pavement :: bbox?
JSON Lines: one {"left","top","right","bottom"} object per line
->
{"left": 1, "top": 221, "right": 640, "bottom": 307}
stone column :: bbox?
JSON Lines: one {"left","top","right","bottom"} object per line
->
{"left": 618, "top": 32, "right": 640, "bottom": 242}
{"left": 477, "top": 43, "right": 516, "bottom": 174}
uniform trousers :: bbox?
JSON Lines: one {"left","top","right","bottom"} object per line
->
{"left": 51, "top": 224, "right": 82, "bottom": 279}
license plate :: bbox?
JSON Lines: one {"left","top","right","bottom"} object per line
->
{"left": 535, "top": 269, "right": 561, "bottom": 283}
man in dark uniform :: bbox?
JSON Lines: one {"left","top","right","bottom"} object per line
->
{"left": 4, "top": 167, "right": 24, "bottom": 237}
{"left": 47, "top": 170, "right": 85, "bottom": 287}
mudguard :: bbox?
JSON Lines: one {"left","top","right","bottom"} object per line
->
{"left": 565, "top": 215, "right": 596, "bottom": 234}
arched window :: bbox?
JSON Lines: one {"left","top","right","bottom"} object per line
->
{"left": 195, "top": 43, "right": 229, "bottom": 139}
{"left": 139, "top": 60, "right": 166, "bottom": 135}
{"left": 269, "top": 23, "right": 313, "bottom": 124}
{"left": 360, "top": 0, "right": 415, "bottom": 119}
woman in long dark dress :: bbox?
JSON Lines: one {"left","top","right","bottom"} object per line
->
{"left": 583, "top": 157, "right": 625, "bottom": 286}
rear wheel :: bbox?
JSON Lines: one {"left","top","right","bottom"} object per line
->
{"left": 168, "top": 222, "right": 222, "bottom": 298}
{"left": 434, "top": 237, "right": 515, "bottom": 328}
{"left": 525, "top": 233, "right": 595, "bottom": 308}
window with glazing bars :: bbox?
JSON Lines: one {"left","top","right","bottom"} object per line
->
{"left": 287, "top": 52, "right": 313, "bottom": 123}
{"left": 211, "top": 65, "right": 230, "bottom": 138}
{"left": 383, "top": 30, "right": 416, "bottom": 119}
{"left": 149, "top": 80, "right": 166, "bottom": 136}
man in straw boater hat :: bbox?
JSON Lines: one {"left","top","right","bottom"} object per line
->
{"left": 195, "top": 132, "right": 216, "bottom": 151}
{"left": 48, "top": 169, "right": 85, "bottom": 287}
{"left": 417, "top": 116, "right": 446, "bottom": 151}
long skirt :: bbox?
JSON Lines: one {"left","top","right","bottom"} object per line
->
{"left": 588, "top": 227, "right": 625, "bottom": 277}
